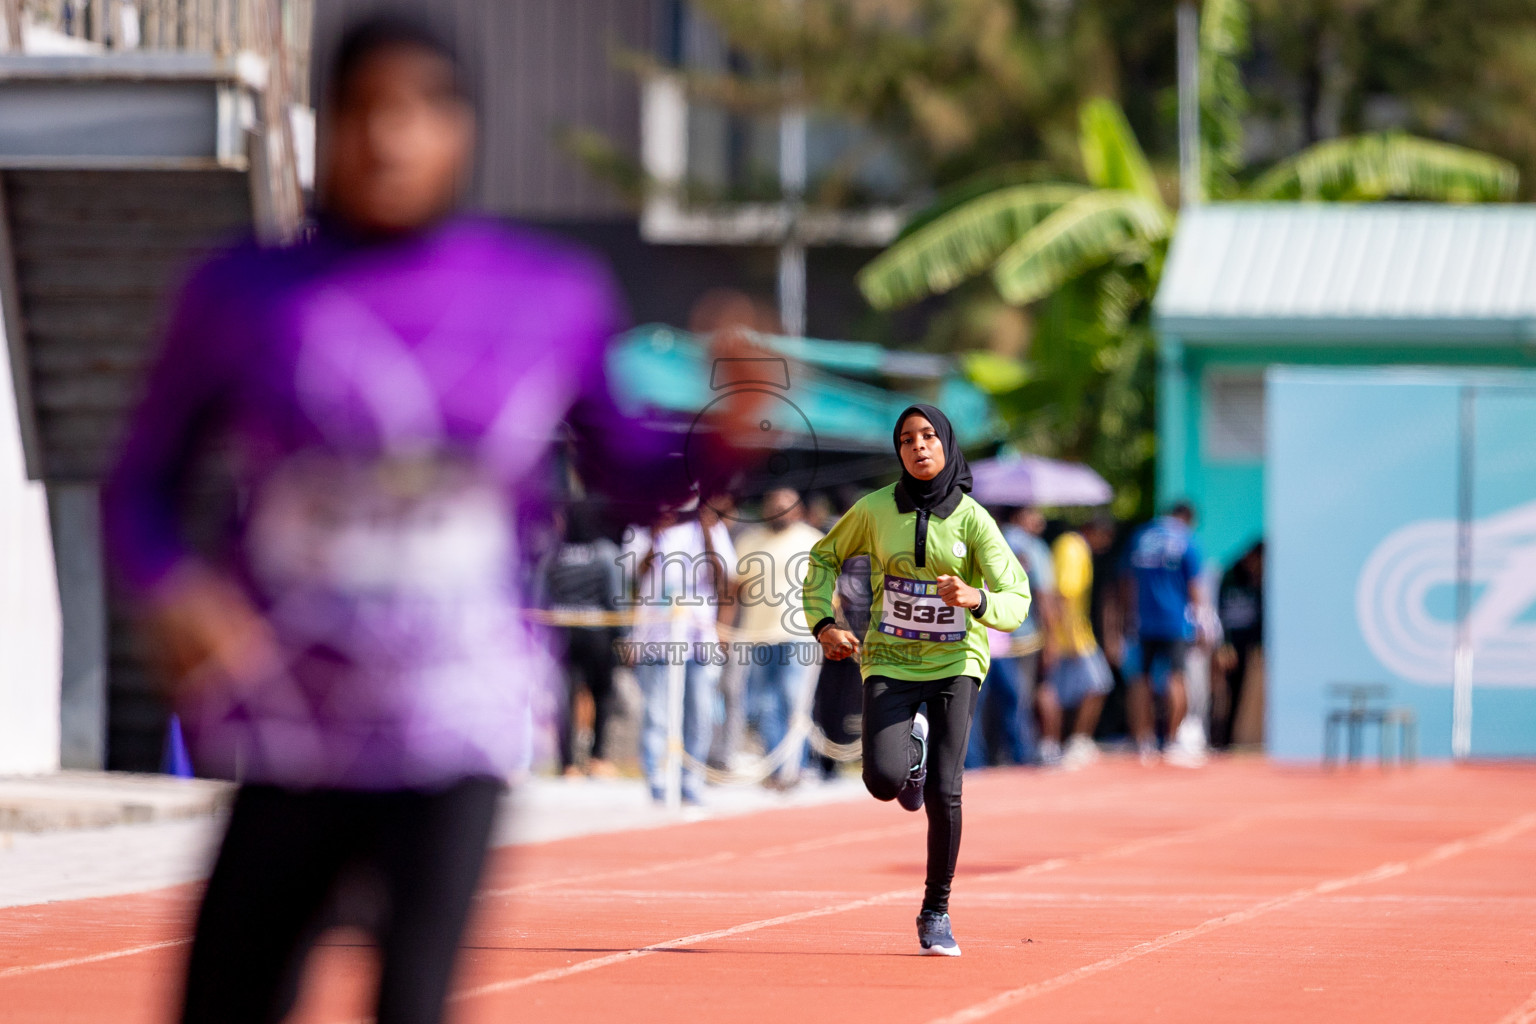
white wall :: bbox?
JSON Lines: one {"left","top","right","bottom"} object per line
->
{"left": 0, "top": 321, "right": 60, "bottom": 775}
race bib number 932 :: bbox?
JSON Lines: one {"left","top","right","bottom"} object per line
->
{"left": 878, "top": 574, "right": 966, "bottom": 642}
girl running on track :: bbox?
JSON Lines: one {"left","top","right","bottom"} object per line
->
{"left": 803, "top": 404, "right": 1031, "bottom": 956}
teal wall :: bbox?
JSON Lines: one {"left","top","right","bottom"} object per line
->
{"left": 1156, "top": 337, "right": 1536, "bottom": 575}
{"left": 1267, "top": 367, "right": 1536, "bottom": 760}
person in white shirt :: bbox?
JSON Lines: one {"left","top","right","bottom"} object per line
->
{"left": 623, "top": 500, "right": 737, "bottom": 804}
{"left": 731, "top": 488, "right": 825, "bottom": 787}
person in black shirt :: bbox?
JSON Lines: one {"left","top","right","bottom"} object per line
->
{"left": 542, "top": 502, "right": 625, "bottom": 776}
{"left": 1213, "top": 541, "right": 1264, "bottom": 749}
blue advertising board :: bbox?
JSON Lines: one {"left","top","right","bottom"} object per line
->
{"left": 1267, "top": 367, "right": 1536, "bottom": 760}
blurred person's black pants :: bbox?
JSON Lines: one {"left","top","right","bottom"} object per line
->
{"left": 1213, "top": 636, "right": 1260, "bottom": 749}
{"left": 559, "top": 627, "right": 617, "bottom": 768}
{"left": 862, "top": 673, "right": 979, "bottom": 915}
{"left": 180, "top": 776, "right": 502, "bottom": 1024}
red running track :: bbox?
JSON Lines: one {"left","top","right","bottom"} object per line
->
{"left": 4, "top": 758, "right": 1536, "bottom": 1024}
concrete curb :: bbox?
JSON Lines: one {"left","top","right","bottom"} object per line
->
{"left": 0, "top": 771, "right": 232, "bottom": 833}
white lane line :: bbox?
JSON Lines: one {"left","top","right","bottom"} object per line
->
{"left": 1496, "top": 987, "right": 1536, "bottom": 1024}
{"left": 451, "top": 887, "right": 918, "bottom": 1004}
{"left": 926, "top": 810, "right": 1536, "bottom": 1024}
{"left": 0, "top": 778, "right": 1173, "bottom": 990}
{"left": 475, "top": 780, "right": 1174, "bottom": 901}
{"left": 0, "top": 939, "right": 189, "bottom": 979}
{"left": 438, "top": 809, "right": 1285, "bottom": 1016}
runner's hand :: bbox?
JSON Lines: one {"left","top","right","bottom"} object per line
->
{"left": 935, "top": 575, "right": 981, "bottom": 609}
{"left": 146, "top": 561, "right": 283, "bottom": 697}
{"left": 818, "top": 626, "right": 861, "bottom": 661}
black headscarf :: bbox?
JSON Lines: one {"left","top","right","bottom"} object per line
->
{"left": 892, "top": 404, "right": 971, "bottom": 567}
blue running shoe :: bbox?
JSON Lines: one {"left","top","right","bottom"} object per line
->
{"left": 897, "top": 711, "right": 929, "bottom": 812}
{"left": 917, "top": 910, "right": 961, "bottom": 956}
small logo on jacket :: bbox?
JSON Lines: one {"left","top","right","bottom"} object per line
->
{"left": 952, "top": 541, "right": 967, "bottom": 558}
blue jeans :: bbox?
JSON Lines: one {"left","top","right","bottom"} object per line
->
{"left": 965, "top": 655, "right": 1038, "bottom": 768}
{"left": 635, "top": 657, "right": 720, "bottom": 800}
{"left": 745, "top": 642, "right": 815, "bottom": 778}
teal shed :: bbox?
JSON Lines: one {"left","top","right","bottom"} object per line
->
{"left": 1152, "top": 203, "right": 1536, "bottom": 571}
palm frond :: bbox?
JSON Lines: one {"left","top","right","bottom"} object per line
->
{"left": 1078, "top": 99, "right": 1165, "bottom": 209}
{"left": 960, "top": 350, "right": 1031, "bottom": 395}
{"left": 1248, "top": 133, "right": 1519, "bottom": 202}
{"left": 857, "top": 184, "right": 1088, "bottom": 309}
{"left": 1198, "top": 0, "right": 1251, "bottom": 200}
{"left": 990, "top": 190, "right": 1173, "bottom": 307}
{"left": 893, "top": 162, "right": 1056, "bottom": 242}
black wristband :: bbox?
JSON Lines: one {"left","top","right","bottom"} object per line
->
{"left": 969, "top": 590, "right": 989, "bottom": 621}
{"left": 810, "top": 616, "right": 837, "bottom": 640}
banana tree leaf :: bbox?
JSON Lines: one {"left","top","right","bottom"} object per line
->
{"left": 892, "top": 162, "right": 1055, "bottom": 242}
{"left": 1248, "top": 132, "right": 1519, "bottom": 202}
{"left": 991, "top": 190, "right": 1172, "bottom": 307}
{"left": 1079, "top": 98, "right": 1166, "bottom": 210}
{"left": 960, "top": 350, "right": 1030, "bottom": 394}
{"left": 856, "top": 183, "right": 1087, "bottom": 309}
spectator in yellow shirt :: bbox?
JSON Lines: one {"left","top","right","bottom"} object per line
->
{"left": 1043, "top": 524, "right": 1115, "bottom": 768}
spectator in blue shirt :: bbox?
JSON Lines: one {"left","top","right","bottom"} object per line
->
{"left": 1123, "top": 502, "right": 1203, "bottom": 766}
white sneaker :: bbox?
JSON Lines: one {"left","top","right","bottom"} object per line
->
{"left": 1163, "top": 744, "right": 1208, "bottom": 769}
{"left": 1061, "top": 735, "right": 1100, "bottom": 770}
{"left": 1137, "top": 741, "right": 1161, "bottom": 766}
{"left": 1037, "top": 737, "right": 1062, "bottom": 767}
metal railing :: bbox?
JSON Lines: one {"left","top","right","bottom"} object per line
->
{"left": 6, "top": 0, "right": 312, "bottom": 94}
{"left": 2, "top": 0, "right": 313, "bottom": 240}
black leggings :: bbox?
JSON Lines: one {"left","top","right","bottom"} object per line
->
{"left": 181, "top": 777, "right": 502, "bottom": 1024}
{"left": 559, "top": 627, "right": 618, "bottom": 767}
{"left": 1213, "top": 638, "right": 1258, "bottom": 749}
{"left": 862, "top": 673, "right": 979, "bottom": 915}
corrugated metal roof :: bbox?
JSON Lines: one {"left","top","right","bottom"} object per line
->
{"left": 1155, "top": 204, "right": 1536, "bottom": 343}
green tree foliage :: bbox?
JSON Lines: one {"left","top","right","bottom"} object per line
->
{"left": 1249, "top": 132, "right": 1519, "bottom": 202}
{"left": 855, "top": 1, "right": 1519, "bottom": 515}
{"left": 1199, "top": 0, "right": 1250, "bottom": 198}
{"left": 1246, "top": 0, "right": 1536, "bottom": 196}
{"left": 601, "top": 0, "right": 1533, "bottom": 513}
{"left": 646, "top": 0, "right": 1162, "bottom": 196}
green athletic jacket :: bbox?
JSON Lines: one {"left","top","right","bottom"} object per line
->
{"left": 802, "top": 483, "right": 1032, "bottom": 682}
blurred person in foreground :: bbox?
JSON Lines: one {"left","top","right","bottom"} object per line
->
{"left": 732, "top": 488, "right": 824, "bottom": 787}
{"left": 102, "top": 16, "right": 755, "bottom": 1024}
{"left": 623, "top": 498, "right": 738, "bottom": 805}
{"left": 1041, "top": 517, "right": 1116, "bottom": 769}
{"left": 1213, "top": 540, "right": 1264, "bottom": 749}
{"left": 805, "top": 405, "right": 1031, "bottom": 956}
{"left": 1124, "top": 502, "right": 1205, "bottom": 767}
{"left": 967, "top": 505, "right": 1057, "bottom": 767}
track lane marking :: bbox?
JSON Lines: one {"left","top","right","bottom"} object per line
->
{"left": 1496, "top": 988, "right": 1536, "bottom": 1024}
{"left": 431, "top": 808, "right": 1281, "bottom": 1017}
{"left": 0, "top": 939, "right": 189, "bottom": 979}
{"left": 0, "top": 777, "right": 1175, "bottom": 984}
{"left": 926, "top": 810, "right": 1536, "bottom": 1024}
{"left": 0, "top": 772, "right": 1458, "bottom": 991}
{"left": 475, "top": 777, "right": 1185, "bottom": 900}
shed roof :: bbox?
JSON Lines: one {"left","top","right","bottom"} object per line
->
{"left": 608, "top": 325, "right": 1001, "bottom": 452}
{"left": 1154, "top": 204, "right": 1536, "bottom": 344}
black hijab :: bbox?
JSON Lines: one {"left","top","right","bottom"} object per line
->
{"left": 893, "top": 404, "right": 971, "bottom": 512}
{"left": 892, "top": 404, "right": 971, "bottom": 567}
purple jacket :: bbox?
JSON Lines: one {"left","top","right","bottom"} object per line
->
{"left": 103, "top": 216, "right": 702, "bottom": 788}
